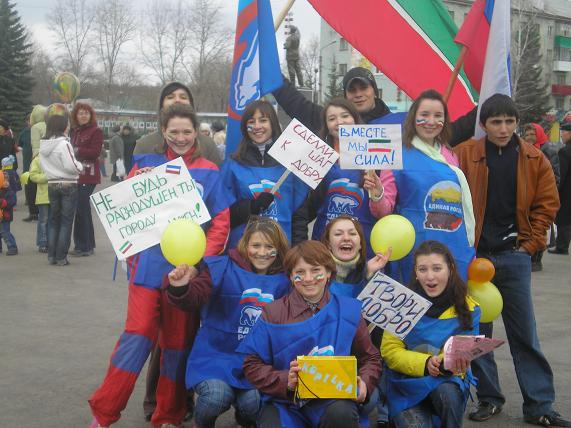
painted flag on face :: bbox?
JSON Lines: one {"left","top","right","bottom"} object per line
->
{"left": 455, "top": 0, "right": 511, "bottom": 138}
{"left": 307, "top": 0, "right": 477, "bottom": 120}
{"left": 226, "top": 0, "right": 283, "bottom": 156}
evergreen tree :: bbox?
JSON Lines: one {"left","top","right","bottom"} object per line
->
{"left": 0, "top": 0, "right": 33, "bottom": 133}
{"left": 512, "top": 23, "right": 550, "bottom": 125}
{"left": 324, "top": 56, "right": 342, "bottom": 102}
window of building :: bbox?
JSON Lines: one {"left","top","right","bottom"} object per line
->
{"left": 339, "top": 63, "right": 347, "bottom": 76}
{"left": 547, "top": 49, "right": 553, "bottom": 63}
{"left": 556, "top": 73, "right": 566, "bottom": 85}
{"left": 555, "top": 97, "right": 564, "bottom": 109}
{"left": 339, "top": 37, "right": 348, "bottom": 51}
{"left": 548, "top": 26, "right": 553, "bottom": 36}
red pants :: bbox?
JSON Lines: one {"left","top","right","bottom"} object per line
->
{"left": 89, "top": 284, "right": 189, "bottom": 427}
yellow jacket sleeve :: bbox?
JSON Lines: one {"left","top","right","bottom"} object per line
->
{"left": 29, "top": 157, "right": 47, "bottom": 184}
{"left": 381, "top": 331, "right": 431, "bottom": 377}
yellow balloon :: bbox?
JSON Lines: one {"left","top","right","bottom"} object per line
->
{"left": 468, "top": 280, "right": 503, "bottom": 323}
{"left": 160, "top": 219, "right": 206, "bottom": 266}
{"left": 20, "top": 171, "right": 30, "bottom": 185}
{"left": 369, "top": 214, "right": 415, "bottom": 261}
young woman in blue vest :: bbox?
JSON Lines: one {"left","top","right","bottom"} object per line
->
{"left": 89, "top": 104, "right": 231, "bottom": 428}
{"left": 320, "top": 215, "right": 390, "bottom": 298}
{"left": 165, "top": 217, "right": 291, "bottom": 428}
{"left": 321, "top": 215, "right": 392, "bottom": 427}
{"left": 221, "top": 100, "right": 308, "bottom": 248}
{"left": 240, "top": 240, "right": 381, "bottom": 428}
{"left": 376, "top": 90, "right": 475, "bottom": 283}
{"left": 291, "top": 98, "right": 396, "bottom": 257}
{"left": 381, "top": 240, "right": 480, "bottom": 427}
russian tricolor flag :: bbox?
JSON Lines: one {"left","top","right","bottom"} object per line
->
{"left": 455, "top": 0, "right": 511, "bottom": 138}
{"left": 226, "top": 0, "right": 283, "bottom": 156}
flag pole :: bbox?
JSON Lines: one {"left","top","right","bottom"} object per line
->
{"left": 274, "top": 0, "right": 296, "bottom": 31}
{"left": 443, "top": 46, "right": 467, "bottom": 103}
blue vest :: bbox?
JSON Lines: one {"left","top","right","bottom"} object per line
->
{"left": 312, "top": 165, "right": 377, "bottom": 258}
{"left": 221, "top": 159, "right": 308, "bottom": 247}
{"left": 386, "top": 306, "right": 481, "bottom": 419}
{"left": 329, "top": 279, "right": 366, "bottom": 299}
{"left": 186, "top": 256, "right": 290, "bottom": 389}
{"left": 129, "top": 154, "right": 232, "bottom": 289}
{"left": 238, "top": 293, "right": 363, "bottom": 428}
{"left": 390, "top": 147, "right": 475, "bottom": 283}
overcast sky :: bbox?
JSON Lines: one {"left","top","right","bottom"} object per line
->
{"left": 16, "top": 0, "right": 322, "bottom": 79}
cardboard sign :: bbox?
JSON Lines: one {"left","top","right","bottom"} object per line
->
{"left": 268, "top": 118, "right": 339, "bottom": 189}
{"left": 443, "top": 335, "right": 505, "bottom": 372}
{"left": 357, "top": 272, "right": 432, "bottom": 339}
{"left": 90, "top": 157, "right": 211, "bottom": 260}
{"left": 297, "top": 356, "right": 357, "bottom": 399}
{"left": 339, "top": 124, "right": 403, "bottom": 170}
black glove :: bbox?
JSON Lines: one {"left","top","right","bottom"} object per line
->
{"left": 250, "top": 192, "right": 275, "bottom": 214}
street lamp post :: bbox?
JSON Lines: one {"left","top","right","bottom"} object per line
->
{"left": 319, "top": 40, "right": 337, "bottom": 104}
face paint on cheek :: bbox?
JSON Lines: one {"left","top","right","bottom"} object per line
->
{"left": 436, "top": 120, "right": 444, "bottom": 128}
{"left": 269, "top": 251, "right": 277, "bottom": 257}
{"left": 247, "top": 125, "right": 253, "bottom": 132}
{"left": 293, "top": 275, "right": 302, "bottom": 283}
{"left": 314, "top": 273, "right": 325, "bottom": 281}
{"left": 415, "top": 118, "right": 428, "bottom": 126}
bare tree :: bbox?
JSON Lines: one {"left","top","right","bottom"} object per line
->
{"left": 182, "top": 0, "right": 232, "bottom": 110}
{"left": 140, "top": 0, "right": 190, "bottom": 84}
{"left": 93, "top": 0, "right": 136, "bottom": 104}
{"left": 29, "top": 42, "right": 57, "bottom": 104}
{"left": 300, "top": 35, "right": 320, "bottom": 90}
{"left": 46, "top": 0, "right": 94, "bottom": 78}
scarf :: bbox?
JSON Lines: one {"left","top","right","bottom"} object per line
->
{"left": 332, "top": 254, "right": 360, "bottom": 282}
{"left": 412, "top": 281, "right": 455, "bottom": 319}
{"left": 411, "top": 136, "right": 475, "bottom": 246}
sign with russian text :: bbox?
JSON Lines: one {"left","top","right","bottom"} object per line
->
{"left": 297, "top": 356, "right": 357, "bottom": 399}
{"left": 90, "top": 157, "right": 211, "bottom": 260}
{"left": 268, "top": 118, "right": 339, "bottom": 189}
{"left": 357, "top": 271, "right": 431, "bottom": 339}
{"left": 339, "top": 124, "right": 403, "bottom": 170}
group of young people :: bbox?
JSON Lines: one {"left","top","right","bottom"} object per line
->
{"left": 83, "top": 69, "right": 569, "bottom": 428}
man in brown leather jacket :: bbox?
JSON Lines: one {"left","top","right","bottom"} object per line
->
{"left": 454, "top": 94, "right": 569, "bottom": 427}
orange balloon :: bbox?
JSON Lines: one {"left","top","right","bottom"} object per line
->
{"left": 468, "top": 258, "right": 496, "bottom": 283}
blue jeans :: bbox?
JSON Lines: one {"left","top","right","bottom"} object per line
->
{"left": 392, "top": 382, "right": 465, "bottom": 428}
{"left": 471, "top": 250, "right": 555, "bottom": 417}
{"left": 193, "top": 379, "right": 259, "bottom": 428}
{"left": 48, "top": 183, "right": 78, "bottom": 262}
{"left": 73, "top": 183, "right": 96, "bottom": 252}
{"left": 36, "top": 204, "right": 49, "bottom": 248}
{"left": 1, "top": 221, "right": 17, "bottom": 249}
{"left": 376, "top": 364, "right": 389, "bottom": 423}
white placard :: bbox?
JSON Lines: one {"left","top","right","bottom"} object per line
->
{"left": 339, "top": 124, "right": 403, "bottom": 170}
{"left": 90, "top": 157, "right": 211, "bottom": 260}
{"left": 357, "top": 271, "right": 432, "bottom": 339}
{"left": 268, "top": 118, "right": 339, "bottom": 189}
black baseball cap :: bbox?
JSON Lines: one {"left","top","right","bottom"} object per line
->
{"left": 561, "top": 121, "right": 571, "bottom": 132}
{"left": 342, "top": 67, "right": 379, "bottom": 96}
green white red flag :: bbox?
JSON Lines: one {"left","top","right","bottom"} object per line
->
{"left": 307, "top": 0, "right": 477, "bottom": 119}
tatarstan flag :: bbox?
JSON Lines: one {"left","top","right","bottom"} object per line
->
{"left": 307, "top": 0, "right": 477, "bottom": 120}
